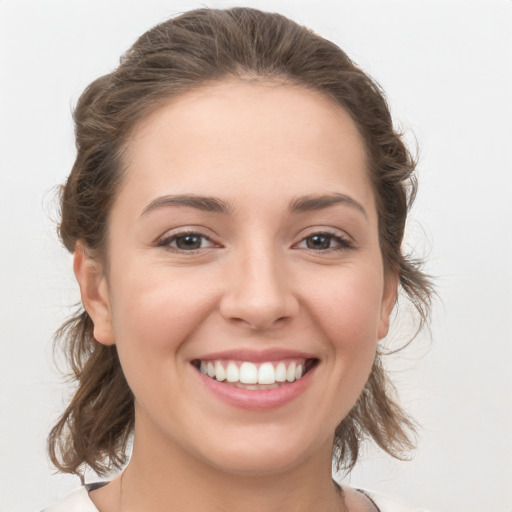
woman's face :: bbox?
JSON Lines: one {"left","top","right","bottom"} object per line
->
{"left": 78, "top": 81, "right": 396, "bottom": 475}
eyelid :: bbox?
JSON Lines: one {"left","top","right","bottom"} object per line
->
{"left": 155, "top": 226, "right": 221, "bottom": 252}
{"left": 292, "top": 228, "right": 354, "bottom": 251}
{"left": 154, "top": 225, "right": 354, "bottom": 253}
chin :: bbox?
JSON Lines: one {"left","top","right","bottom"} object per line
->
{"left": 192, "top": 429, "right": 329, "bottom": 476}
{"left": 204, "top": 449, "right": 307, "bottom": 476}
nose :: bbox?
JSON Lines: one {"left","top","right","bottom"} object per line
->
{"left": 219, "top": 246, "right": 299, "bottom": 331}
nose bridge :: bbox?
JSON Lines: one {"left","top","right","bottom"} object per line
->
{"left": 220, "top": 235, "right": 298, "bottom": 329}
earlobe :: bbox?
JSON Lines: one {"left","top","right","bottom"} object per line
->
{"left": 378, "top": 271, "right": 399, "bottom": 340}
{"left": 73, "top": 241, "right": 115, "bottom": 346}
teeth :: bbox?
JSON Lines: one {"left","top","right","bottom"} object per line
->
{"left": 198, "top": 359, "right": 308, "bottom": 385}
{"left": 239, "top": 362, "right": 258, "bottom": 384}
{"left": 275, "top": 362, "right": 287, "bottom": 382}
{"left": 215, "top": 361, "right": 226, "bottom": 381}
{"left": 226, "top": 362, "right": 239, "bottom": 383}
{"left": 286, "top": 362, "right": 296, "bottom": 382}
{"left": 258, "top": 362, "right": 275, "bottom": 385}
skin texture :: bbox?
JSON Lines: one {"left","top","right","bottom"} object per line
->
{"left": 75, "top": 81, "right": 393, "bottom": 512}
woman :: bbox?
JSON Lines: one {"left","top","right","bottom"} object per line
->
{"left": 45, "top": 7, "right": 432, "bottom": 512}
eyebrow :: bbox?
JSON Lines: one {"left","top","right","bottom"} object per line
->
{"left": 141, "top": 194, "right": 232, "bottom": 216}
{"left": 140, "top": 192, "right": 367, "bottom": 219}
{"left": 289, "top": 193, "right": 368, "bottom": 218}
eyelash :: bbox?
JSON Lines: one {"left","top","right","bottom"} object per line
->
{"left": 157, "top": 232, "right": 216, "bottom": 252}
{"left": 294, "top": 231, "right": 353, "bottom": 252}
{"left": 157, "top": 230, "right": 353, "bottom": 253}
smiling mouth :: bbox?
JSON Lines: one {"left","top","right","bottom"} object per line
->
{"left": 192, "top": 358, "right": 319, "bottom": 389}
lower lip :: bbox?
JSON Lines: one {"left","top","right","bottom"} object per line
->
{"left": 194, "top": 365, "right": 316, "bottom": 410}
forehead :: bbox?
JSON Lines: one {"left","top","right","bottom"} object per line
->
{"left": 120, "top": 80, "right": 375, "bottom": 219}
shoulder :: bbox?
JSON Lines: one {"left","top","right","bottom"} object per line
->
{"left": 41, "top": 484, "right": 102, "bottom": 512}
{"left": 362, "top": 489, "right": 432, "bottom": 512}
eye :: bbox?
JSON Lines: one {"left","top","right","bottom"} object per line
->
{"left": 158, "top": 232, "right": 216, "bottom": 252}
{"left": 295, "top": 232, "right": 352, "bottom": 251}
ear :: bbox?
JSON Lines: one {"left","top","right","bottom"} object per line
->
{"left": 73, "top": 241, "right": 115, "bottom": 346}
{"left": 378, "top": 270, "right": 399, "bottom": 340}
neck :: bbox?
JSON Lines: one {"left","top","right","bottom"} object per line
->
{"left": 118, "top": 424, "right": 344, "bottom": 512}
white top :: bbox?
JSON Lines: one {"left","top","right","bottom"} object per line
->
{"left": 42, "top": 484, "right": 431, "bottom": 512}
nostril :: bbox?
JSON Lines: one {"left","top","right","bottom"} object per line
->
{"left": 228, "top": 315, "right": 290, "bottom": 331}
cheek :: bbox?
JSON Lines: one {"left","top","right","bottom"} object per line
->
{"left": 106, "top": 270, "right": 219, "bottom": 417}
{"left": 305, "top": 269, "right": 383, "bottom": 419}
{"left": 108, "top": 268, "right": 219, "bottom": 363}
{"left": 303, "top": 265, "right": 385, "bottom": 351}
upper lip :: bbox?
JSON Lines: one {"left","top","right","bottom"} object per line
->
{"left": 192, "top": 348, "right": 318, "bottom": 362}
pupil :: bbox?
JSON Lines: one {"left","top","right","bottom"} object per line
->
{"left": 307, "top": 235, "right": 330, "bottom": 249}
{"left": 177, "top": 235, "right": 201, "bottom": 250}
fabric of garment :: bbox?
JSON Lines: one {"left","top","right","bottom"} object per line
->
{"left": 41, "top": 483, "right": 431, "bottom": 512}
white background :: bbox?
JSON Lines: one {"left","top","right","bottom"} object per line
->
{"left": 0, "top": 1, "right": 511, "bottom": 511}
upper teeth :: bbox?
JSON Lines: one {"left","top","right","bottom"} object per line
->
{"left": 199, "top": 360, "right": 305, "bottom": 385}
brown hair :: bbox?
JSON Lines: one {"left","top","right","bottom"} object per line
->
{"left": 48, "top": 7, "right": 432, "bottom": 478}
